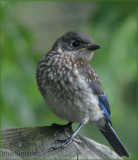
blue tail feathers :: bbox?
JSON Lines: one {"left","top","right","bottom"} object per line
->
{"left": 100, "top": 122, "right": 129, "bottom": 157}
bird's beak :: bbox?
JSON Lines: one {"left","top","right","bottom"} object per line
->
{"left": 87, "top": 44, "right": 101, "bottom": 51}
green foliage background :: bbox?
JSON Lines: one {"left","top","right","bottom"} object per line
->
{"left": 1, "top": 1, "right": 137, "bottom": 158}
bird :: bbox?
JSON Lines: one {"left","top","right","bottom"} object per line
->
{"left": 36, "top": 31, "right": 129, "bottom": 157}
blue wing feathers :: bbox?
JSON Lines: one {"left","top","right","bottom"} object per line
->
{"left": 78, "top": 64, "right": 129, "bottom": 157}
{"left": 98, "top": 95, "right": 111, "bottom": 114}
{"left": 99, "top": 100, "right": 111, "bottom": 123}
{"left": 88, "top": 81, "right": 111, "bottom": 121}
{"left": 79, "top": 64, "right": 111, "bottom": 117}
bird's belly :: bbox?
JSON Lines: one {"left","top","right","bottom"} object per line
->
{"left": 42, "top": 61, "right": 105, "bottom": 126}
{"left": 44, "top": 85, "right": 105, "bottom": 125}
{"left": 45, "top": 98, "right": 85, "bottom": 123}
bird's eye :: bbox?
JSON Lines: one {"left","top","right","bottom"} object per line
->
{"left": 71, "top": 40, "right": 80, "bottom": 47}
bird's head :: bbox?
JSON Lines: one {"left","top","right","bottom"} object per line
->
{"left": 52, "top": 31, "right": 100, "bottom": 62}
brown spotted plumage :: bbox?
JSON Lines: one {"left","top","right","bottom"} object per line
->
{"left": 36, "top": 31, "right": 129, "bottom": 157}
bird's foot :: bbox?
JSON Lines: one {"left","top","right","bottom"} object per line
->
{"left": 49, "top": 122, "right": 83, "bottom": 151}
{"left": 49, "top": 135, "right": 82, "bottom": 151}
{"left": 49, "top": 137, "right": 73, "bottom": 150}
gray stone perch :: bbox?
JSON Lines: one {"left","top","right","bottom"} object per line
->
{"left": 1, "top": 124, "right": 122, "bottom": 159}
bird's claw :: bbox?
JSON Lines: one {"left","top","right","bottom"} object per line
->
{"left": 55, "top": 138, "right": 71, "bottom": 144}
{"left": 73, "top": 135, "right": 82, "bottom": 143}
{"left": 49, "top": 137, "right": 72, "bottom": 151}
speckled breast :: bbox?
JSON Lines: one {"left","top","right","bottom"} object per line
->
{"left": 36, "top": 51, "right": 101, "bottom": 124}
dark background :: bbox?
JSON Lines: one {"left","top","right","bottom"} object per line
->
{"left": 1, "top": 1, "right": 137, "bottom": 158}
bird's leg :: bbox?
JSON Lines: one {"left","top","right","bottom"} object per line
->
{"left": 49, "top": 123, "right": 84, "bottom": 150}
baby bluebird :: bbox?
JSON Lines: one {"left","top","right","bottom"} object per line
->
{"left": 36, "top": 31, "right": 129, "bottom": 157}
